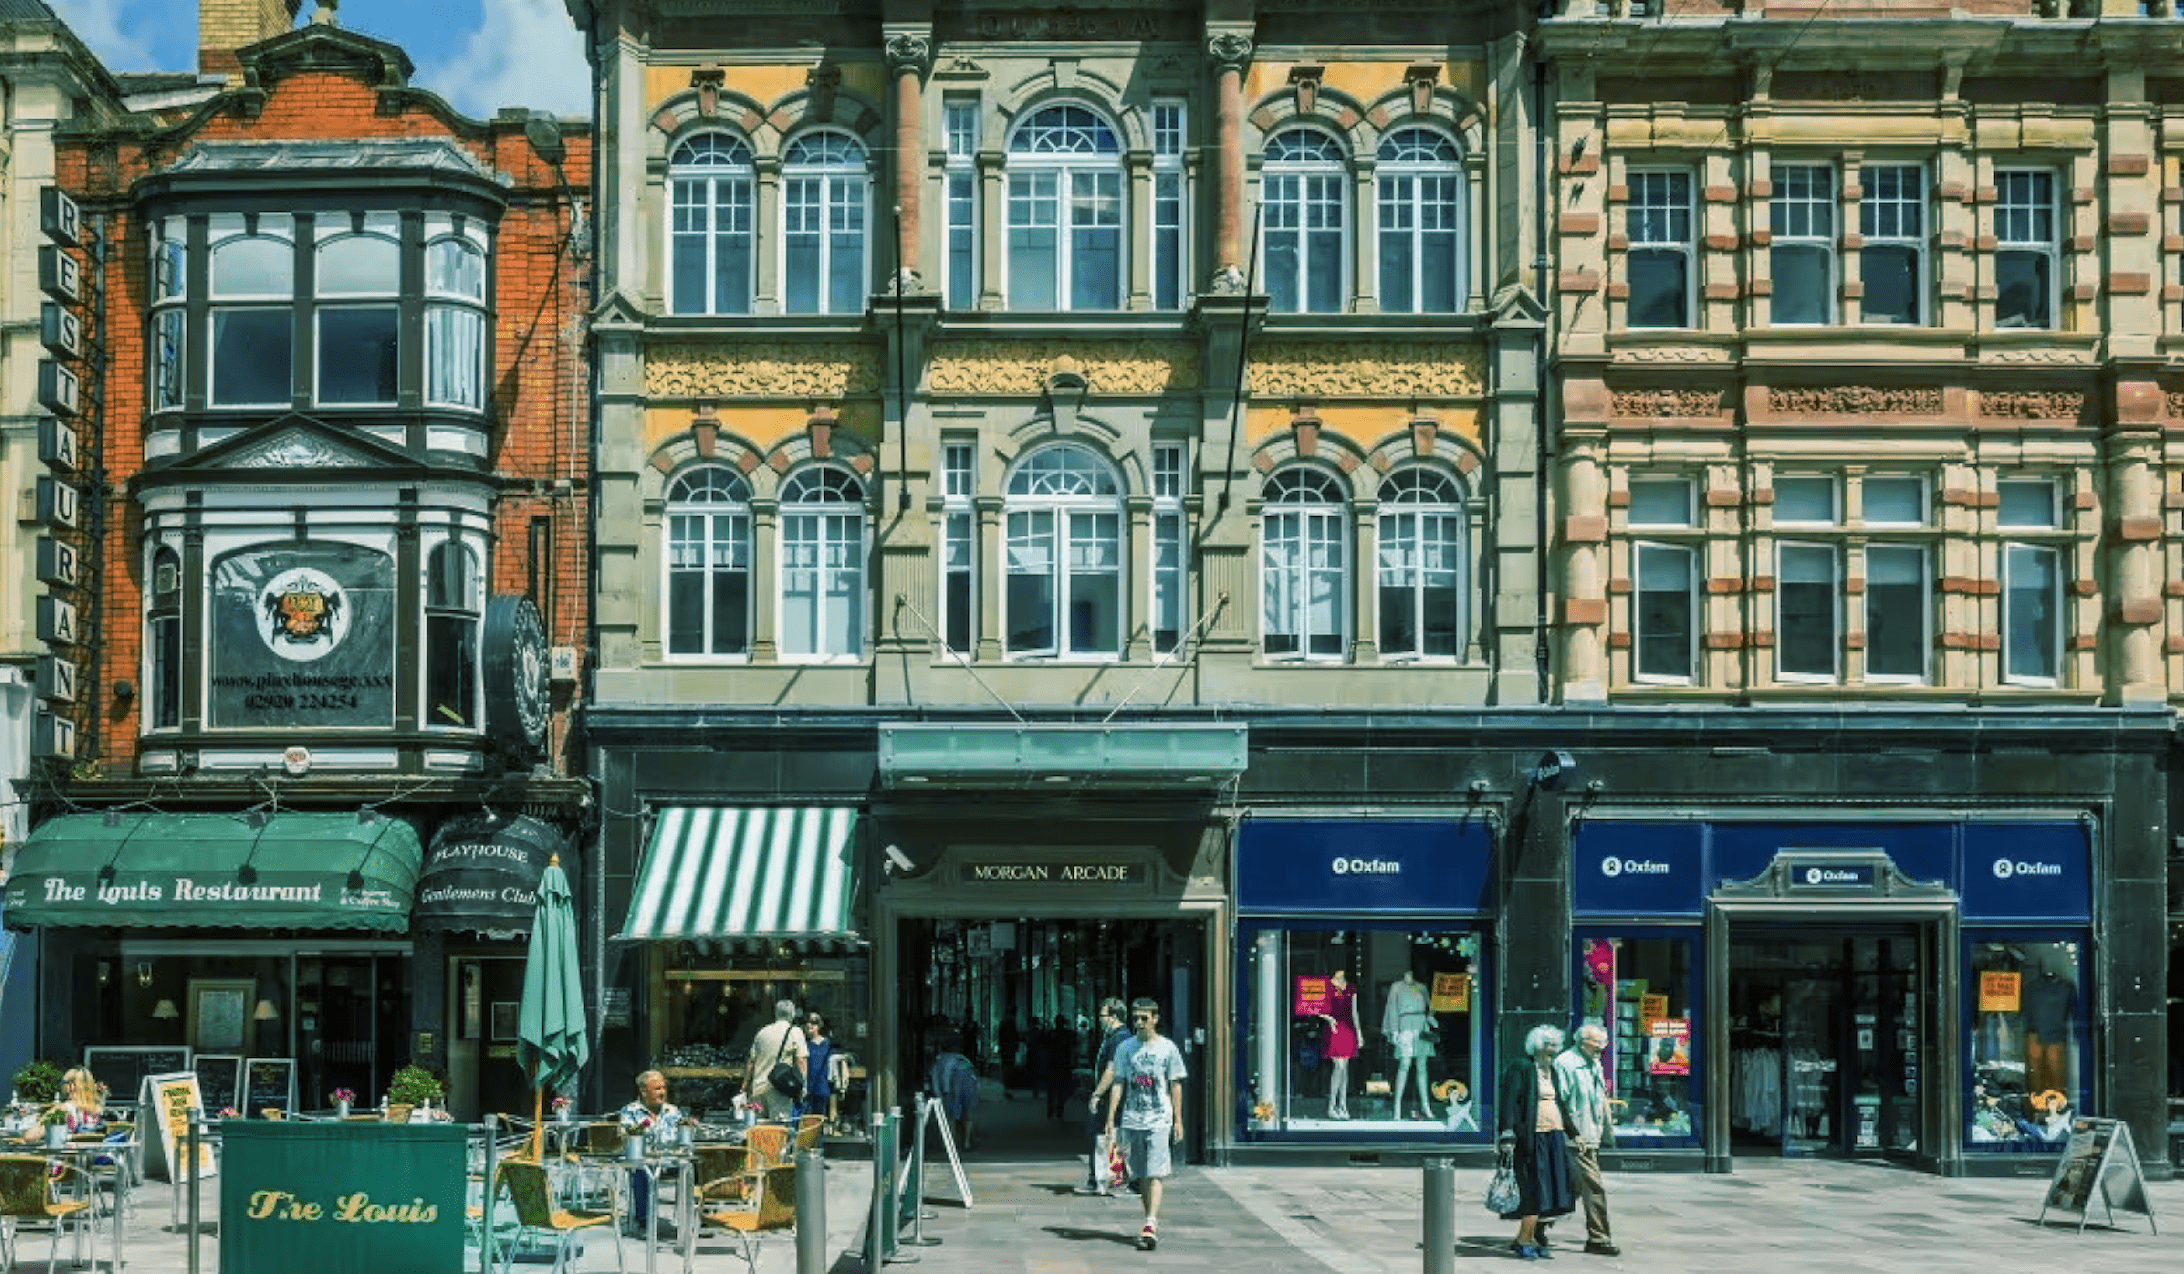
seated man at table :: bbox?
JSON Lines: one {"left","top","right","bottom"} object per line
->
{"left": 742, "top": 999, "right": 809, "bottom": 1121}
{"left": 618, "top": 1070, "right": 684, "bottom": 1241}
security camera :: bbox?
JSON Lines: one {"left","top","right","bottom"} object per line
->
{"left": 1530, "top": 750, "right": 1578, "bottom": 788}
{"left": 883, "top": 844, "right": 915, "bottom": 874}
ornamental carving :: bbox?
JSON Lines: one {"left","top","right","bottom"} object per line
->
{"left": 1206, "top": 32, "right": 1254, "bottom": 72}
{"left": 2168, "top": 391, "right": 2184, "bottom": 420}
{"left": 1983, "top": 347, "right": 2089, "bottom": 365}
{"left": 1251, "top": 342, "right": 1484, "bottom": 399}
{"left": 883, "top": 34, "right": 930, "bottom": 72}
{"left": 1612, "top": 389, "right": 1726, "bottom": 418}
{"left": 960, "top": 11, "right": 1187, "bottom": 41}
{"left": 926, "top": 341, "right": 1201, "bottom": 395}
{"left": 1979, "top": 390, "right": 2085, "bottom": 420}
{"left": 1769, "top": 386, "right": 1943, "bottom": 415}
{"left": 228, "top": 430, "right": 366, "bottom": 469}
{"left": 1617, "top": 345, "right": 1734, "bottom": 364}
{"left": 646, "top": 343, "right": 882, "bottom": 398}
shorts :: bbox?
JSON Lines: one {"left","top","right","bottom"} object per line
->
{"left": 1118, "top": 1125, "right": 1173, "bottom": 1180}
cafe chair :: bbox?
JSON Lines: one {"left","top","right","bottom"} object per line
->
{"left": 0, "top": 1154, "right": 100, "bottom": 1274}
{"left": 700, "top": 1163, "right": 796, "bottom": 1270}
{"left": 84, "top": 1126, "right": 142, "bottom": 1223}
{"left": 793, "top": 1114, "right": 825, "bottom": 1152}
{"left": 692, "top": 1145, "right": 754, "bottom": 1206}
{"left": 742, "top": 1123, "right": 789, "bottom": 1171}
{"left": 494, "top": 1158, "right": 623, "bottom": 1274}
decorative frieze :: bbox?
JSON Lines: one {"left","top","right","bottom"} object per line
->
{"left": 2167, "top": 391, "right": 2184, "bottom": 420}
{"left": 646, "top": 343, "right": 882, "bottom": 398}
{"left": 1251, "top": 342, "right": 1484, "bottom": 399}
{"left": 1769, "top": 386, "right": 1943, "bottom": 415}
{"left": 925, "top": 340, "right": 1201, "bottom": 395}
{"left": 1617, "top": 344, "right": 1734, "bottom": 363}
{"left": 1979, "top": 390, "right": 2085, "bottom": 420}
{"left": 1611, "top": 388, "right": 1726, "bottom": 418}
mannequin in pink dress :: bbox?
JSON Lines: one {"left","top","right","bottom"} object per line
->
{"left": 1319, "top": 970, "right": 1362, "bottom": 1119}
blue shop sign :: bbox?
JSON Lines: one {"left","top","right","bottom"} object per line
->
{"left": 1711, "top": 822, "right": 1956, "bottom": 890}
{"left": 1236, "top": 819, "right": 1493, "bottom": 915}
{"left": 1572, "top": 821, "right": 1704, "bottom": 917}
{"left": 1784, "top": 861, "right": 1878, "bottom": 889}
{"left": 1958, "top": 822, "right": 2091, "bottom": 922}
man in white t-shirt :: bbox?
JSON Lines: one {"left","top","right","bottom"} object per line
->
{"left": 744, "top": 999, "right": 809, "bottom": 1120}
{"left": 1102, "top": 997, "right": 1187, "bottom": 1251}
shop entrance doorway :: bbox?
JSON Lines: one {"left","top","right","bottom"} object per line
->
{"left": 1726, "top": 927, "right": 1924, "bottom": 1160}
{"left": 897, "top": 916, "right": 1205, "bottom": 1162}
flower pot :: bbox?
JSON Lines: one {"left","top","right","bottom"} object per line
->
{"left": 336, "top": 1101, "right": 351, "bottom": 1120}
{"left": 557, "top": 1107, "right": 572, "bottom": 1124}
{"left": 45, "top": 1122, "right": 69, "bottom": 1148}
{"left": 622, "top": 1135, "right": 646, "bottom": 1163}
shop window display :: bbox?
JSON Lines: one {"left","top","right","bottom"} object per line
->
{"left": 1246, "top": 927, "right": 1482, "bottom": 1134}
{"left": 1577, "top": 936, "right": 1697, "bottom": 1143}
{"left": 649, "top": 956, "right": 865, "bottom": 1119}
{"left": 1968, "top": 939, "right": 2081, "bottom": 1150}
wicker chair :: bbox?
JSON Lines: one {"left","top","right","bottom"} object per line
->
{"left": 792, "top": 1114, "right": 825, "bottom": 1152}
{"left": 742, "top": 1123, "right": 790, "bottom": 1170}
{"left": 494, "top": 1158, "right": 623, "bottom": 1274}
{"left": 692, "top": 1145, "right": 754, "bottom": 1206}
{"left": 0, "top": 1153, "right": 98, "bottom": 1274}
{"left": 701, "top": 1163, "right": 796, "bottom": 1269}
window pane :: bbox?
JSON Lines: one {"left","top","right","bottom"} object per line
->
{"left": 944, "top": 511, "right": 973, "bottom": 653}
{"left": 1862, "top": 477, "right": 1924, "bottom": 525}
{"left": 784, "top": 177, "right": 823, "bottom": 313}
{"left": 211, "top": 235, "right": 292, "bottom": 296}
{"left": 1069, "top": 172, "right": 1122, "bottom": 310}
{"left": 1153, "top": 511, "right": 1183, "bottom": 654}
{"left": 1006, "top": 510, "right": 1056, "bottom": 653}
{"left": 1996, "top": 250, "right": 2051, "bottom": 329}
{"left": 153, "top": 309, "right": 185, "bottom": 411}
{"left": 1968, "top": 941, "right": 2081, "bottom": 1151}
{"left": 1860, "top": 244, "right": 1919, "bottom": 324}
{"left": 317, "top": 306, "right": 399, "bottom": 404}
{"left": 1263, "top": 511, "right": 1299, "bottom": 655}
{"left": 1007, "top": 173, "right": 1059, "bottom": 310}
{"left": 1775, "top": 477, "right": 1835, "bottom": 524}
{"left": 211, "top": 308, "right": 292, "bottom": 405}
{"left": 1635, "top": 543, "right": 1694, "bottom": 680}
{"left": 425, "top": 615, "right": 478, "bottom": 728}
{"left": 947, "top": 173, "right": 976, "bottom": 308}
{"left": 1066, "top": 511, "right": 1120, "bottom": 654}
{"left": 426, "top": 306, "right": 484, "bottom": 408}
{"left": 427, "top": 238, "right": 486, "bottom": 300}
{"left": 1628, "top": 479, "right": 1693, "bottom": 527}
{"left": 1770, "top": 244, "right": 1831, "bottom": 325}
{"left": 1628, "top": 250, "right": 1688, "bottom": 328}
{"left": 317, "top": 235, "right": 398, "bottom": 295}
{"left": 1266, "top": 225, "right": 1301, "bottom": 313}
{"left": 1865, "top": 545, "right": 1927, "bottom": 679}
{"left": 1578, "top": 936, "right": 1699, "bottom": 1143}
{"left": 1307, "top": 512, "right": 1344, "bottom": 656}
{"left": 2004, "top": 544, "right": 2058, "bottom": 681}
{"left": 152, "top": 614, "right": 182, "bottom": 729}
{"left": 829, "top": 177, "right": 866, "bottom": 313}
{"left": 1778, "top": 544, "right": 1837, "bottom": 677}
{"left": 711, "top": 562, "right": 749, "bottom": 654}
{"left": 1998, "top": 480, "right": 2057, "bottom": 528}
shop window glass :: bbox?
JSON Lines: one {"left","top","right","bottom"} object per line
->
{"left": 1577, "top": 936, "right": 1698, "bottom": 1143}
{"left": 1244, "top": 927, "right": 1483, "bottom": 1135}
{"left": 1969, "top": 939, "right": 2083, "bottom": 1151}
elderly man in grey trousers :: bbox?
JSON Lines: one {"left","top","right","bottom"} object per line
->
{"left": 1552, "top": 1022, "right": 1621, "bottom": 1257}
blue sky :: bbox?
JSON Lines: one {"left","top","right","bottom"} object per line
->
{"left": 48, "top": 0, "right": 591, "bottom": 119}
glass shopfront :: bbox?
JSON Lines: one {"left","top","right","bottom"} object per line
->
{"left": 1235, "top": 818, "right": 1494, "bottom": 1140}
{"left": 1572, "top": 820, "right": 1705, "bottom": 1150}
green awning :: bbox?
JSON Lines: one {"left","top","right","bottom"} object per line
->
{"left": 2, "top": 812, "right": 421, "bottom": 933}
{"left": 878, "top": 722, "right": 1249, "bottom": 790}
{"left": 615, "top": 806, "right": 858, "bottom": 945}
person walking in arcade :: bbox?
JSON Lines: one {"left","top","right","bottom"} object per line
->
{"left": 1104, "top": 997, "right": 1187, "bottom": 1251}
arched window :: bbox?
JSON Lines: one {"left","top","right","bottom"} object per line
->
{"left": 669, "top": 133, "right": 755, "bottom": 315}
{"left": 1261, "top": 466, "right": 1348, "bottom": 658}
{"left": 783, "top": 132, "right": 869, "bottom": 314}
{"left": 1004, "top": 443, "right": 1123, "bottom": 658}
{"left": 1263, "top": 128, "right": 1348, "bottom": 314}
{"left": 778, "top": 466, "right": 866, "bottom": 659}
{"left": 208, "top": 216, "right": 294, "bottom": 406}
{"left": 1376, "top": 467, "right": 1466, "bottom": 658}
{"left": 425, "top": 235, "right": 488, "bottom": 408}
{"left": 1005, "top": 105, "right": 1124, "bottom": 311}
{"left": 424, "top": 540, "right": 482, "bottom": 729}
{"left": 147, "top": 546, "right": 183, "bottom": 730}
{"left": 1376, "top": 127, "right": 1464, "bottom": 313}
{"left": 664, "top": 467, "right": 751, "bottom": 658}
{"left": 315, "top": 232, "right": 401, "bottom": 404}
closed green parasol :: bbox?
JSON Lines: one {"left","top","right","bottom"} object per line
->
{"left": 515, "top": 855, "right": 587, "bottom": 1160}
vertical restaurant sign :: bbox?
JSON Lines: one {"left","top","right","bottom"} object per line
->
{"left": 1429, "top": 972, "right": 1470, "bottom": 1013}
{"left": 1978, "top": 971, "right": 2022, "bottom": 1012}
{"left": 210, "top": 543, "right": 395, "bottom": 727}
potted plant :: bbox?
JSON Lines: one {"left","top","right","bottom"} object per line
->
{"left": 622, "top": 1111, "right": 653, "bottom": 1161}
{"left": 331, "top": 1087, "right": 356, "bottom": 1119}
{"left": 387, "top": 1064, "right": 443, "bottom": 1119}
{"left": 552, "top": 1095, "right": 574, "bottom": 1123}
{"left": 39, "top": 1105, "right": 71, "bottom": 1148}
{"left": 12, "top": 1059, "right": 65, "bottom": 1106}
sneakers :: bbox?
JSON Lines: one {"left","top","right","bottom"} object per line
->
{"left": 1137, "top": 1223, "right": 1158, "bottom": 1250}
{"left": 1583, "top": 1241, "right": 1621, "bottom": 1256}
{"left": 1515, "top": 1245, "right": 1543, "bottom": 1262}
{"left": 1071, "top": 1185, "right": 1104, "bottom": 1196}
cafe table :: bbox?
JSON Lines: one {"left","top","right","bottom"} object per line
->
{"left": 39, "top": 1134, "right": 131, "bottom": 1272}
{"left": 631, "top": 1143, "right": 700, "bottom": 1274}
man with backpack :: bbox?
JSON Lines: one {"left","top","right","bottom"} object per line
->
{"left": 929, "top": 1029, "right": 979, "bottom": 1152}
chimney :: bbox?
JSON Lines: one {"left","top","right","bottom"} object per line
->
{"left": 199, "top": 0, "right": 307, "bottom": 81}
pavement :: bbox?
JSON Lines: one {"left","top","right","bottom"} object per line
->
{"left": 10, "top": 1150, "right": 2178, "bottom": 1274}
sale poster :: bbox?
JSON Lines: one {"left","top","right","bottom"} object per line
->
{"left": 1639, "top": 994, "right": 1669, "bottom": 1027}
{"left": 1647, "top": 1017, "right": 1690, "bottom": 1075}
{"left": 1978, "top": 971, "right": 2021, "bottom": 1013}
{"left": 1293, "top": 974, "right": 1332, "bottom": 1017}
{"left": 1430, "top": 972, "right": 1470, "bottom": 1013}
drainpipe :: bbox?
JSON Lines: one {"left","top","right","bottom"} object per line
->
{"left": 1532, "top": 56, "right": 1551, "bottom": 704}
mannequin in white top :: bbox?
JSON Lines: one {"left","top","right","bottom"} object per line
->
{"left": 1382, "top": 970, "right": 1436, "bottom": 1120}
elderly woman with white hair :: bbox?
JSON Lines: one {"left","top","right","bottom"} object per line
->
{"left": 1494, "top": 1024, "right": 1577, "bottom": 1260}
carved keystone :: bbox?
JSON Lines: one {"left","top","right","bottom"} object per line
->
{"left": 691, "top": 65, "right": 725, "bottom": 119}
{"left": 1404, "top": 63, "right": 1440, "bottom": 116}
{"left": 1288, "top": 64, "right": 1323, "bottom": 115}
{"left": 807, "top": 404, "right": 837, "bottom": 460}
{"left": 1291, "top": 404, "right": 1321, "bottom": 457}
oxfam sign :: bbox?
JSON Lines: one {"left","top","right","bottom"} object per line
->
{"left": 1785, "top": 861, "right": 1877, "bottom": 889}
{"left": 1331, "top": 857, "right": 1401, "bottom": 876}
{"left": 1991, "top": 857, "right": 2063, "bottom": 880}
{"left": 1600, "top": 856, "right": 1671, "bottom": 878}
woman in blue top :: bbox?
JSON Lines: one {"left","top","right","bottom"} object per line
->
{"left": 801, "top": 1011, "right": 835, "bottom": 1122}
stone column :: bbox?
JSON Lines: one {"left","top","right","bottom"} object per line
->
{"left": 753, "top": 157, "right": 781, "bottom": 314}
{"left": 1126, "top": 495, "right": 1154, "bottom": 659}
{"left": 975, "top": 495, "right": 1003, "bottom": 660}
{"left": 750, "top": 502, "right": 779, "bottom": 663}
{"left": 2105, "top": 408, "right": 2164, "bottom": 704}
{"left": 884, "top": 33, "right": 930, "bottom": 288}
{"left": 1349, "top": 501, "right": 1379, "bottom": 663}
{"left": 1206, "top": 30, "right": 1252, "bottom": 293}
{"left": 1560, "top": 427, "right": 1610, "bottom": 700}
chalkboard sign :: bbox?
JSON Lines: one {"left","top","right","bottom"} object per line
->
{"left": 141, "top": 1072, "right": 215, "bottom": 1184}
{"left": 2037, "top": 1117, "right": 2159, "bottom": 1234}
{"left": 85, "top": 1045, "right": 191, "bottom": 1112}
{"left": 196, "top": 1056, "right": 244, "bottom": 1116}
{"left": 242, "top": 1057, "right": 295, "bottom": 1119}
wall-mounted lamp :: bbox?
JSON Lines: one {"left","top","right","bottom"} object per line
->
{"left": 137, "top": 962, "right": 154, "bottom": 988}
{"left": 152, "top": 999, "right": 179, "bottom": 1020}
{"left": 253, "top": 999, "right": 280, "bottom": 1022}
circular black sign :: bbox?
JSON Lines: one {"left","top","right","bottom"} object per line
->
{"left": 483, "top": 594, "right": 549, "bottom": 757}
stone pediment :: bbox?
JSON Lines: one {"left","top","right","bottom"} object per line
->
{"left": 165, "top": 414, "right": 422, "bottom": 476}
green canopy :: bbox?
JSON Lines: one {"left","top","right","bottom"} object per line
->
{"left": 2, "top": 812, "right": 419, "bottom": 932}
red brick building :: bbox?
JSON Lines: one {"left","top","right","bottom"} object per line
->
{"left": 7, "top": 16, "right": 594, "bottom": 1118}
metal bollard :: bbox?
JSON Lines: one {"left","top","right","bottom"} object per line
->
{"left": 480, "top": 1114, "right": 498, "bottom": 1274}
{"left": 1421, "top": 1157, "right": 1455, "bottom": 1274}
{"left": 794, "top": 1147, "right": 827, "bottom": 1274}
{"left": 864, "top": 1111, "right": 892, "bottom": 1270}
{"left": 185, "top": 1108, "right": 201, "bottom": 1274}
{"left": 899, "top": 1096, "right": 940, "bottom": 1245}
{"left": 880, "top": 1106, "right": 917, "bottom": 1263}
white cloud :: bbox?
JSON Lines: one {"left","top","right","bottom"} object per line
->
{"left": 48, "top": 0, "right": 162, "bottom": 71}
{"left": 414, "top": 0, "right": 589, "bottom": 120}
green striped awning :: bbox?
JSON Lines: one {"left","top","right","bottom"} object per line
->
{"left": 616, "top": 807, "right": 859, "bottom": 945}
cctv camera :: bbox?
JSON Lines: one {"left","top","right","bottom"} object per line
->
{"left": 883, "top": 844, "right": 915, "bottom": 874}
